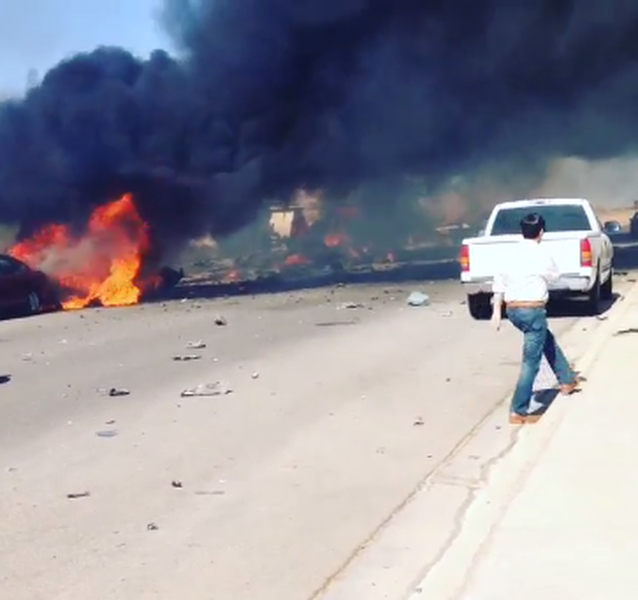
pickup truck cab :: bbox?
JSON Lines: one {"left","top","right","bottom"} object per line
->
{"left": 459, "top": 198, "right": 614, "bottom": 319}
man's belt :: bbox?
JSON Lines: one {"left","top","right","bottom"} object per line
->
{"left": 506, "top": 300, "right": 546, "bottom": 308}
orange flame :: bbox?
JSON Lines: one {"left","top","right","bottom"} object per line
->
{"left": 324, "top": 233, "right": 346, "bottom": 248}
{"left": 283, "top": 253, "right": 310, "bottom": 266}
{"left": 9, "top": 194, "right": 150, "bottom": 310}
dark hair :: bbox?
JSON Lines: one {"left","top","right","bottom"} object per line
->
{"left": 520, "top": 213, "right": 545, "bottom": 239}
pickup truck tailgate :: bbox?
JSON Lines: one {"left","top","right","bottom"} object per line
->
{"left": 467, "top": 233, "right": 587, "bottom": 279}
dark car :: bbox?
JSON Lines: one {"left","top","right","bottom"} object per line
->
{"left": 0, "top": 254, "right": 61, "bottom": 318}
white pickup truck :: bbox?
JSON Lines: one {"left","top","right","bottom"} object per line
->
{"left": 459, "top": 198, "right": 615, "bottom": 319}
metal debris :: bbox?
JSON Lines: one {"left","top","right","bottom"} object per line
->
{"left": 614, "top": 327, "right": 638, "bottom": 336}
{"left": 186, "top": 341, "right": 207, "bottom": 349}
{"left": 407, "top": 291, "right": 430, "bottom": 306}
{"left": 104, "top": 387, "right": 130, "bottom": 397}
{"left": 67, "top": 491, "right": 91, "bottom": 499}
{"left": 339, "top": 301, "right": 365, "bottom": 309}
{"left": 172, "top": 354, "right": 202, "bottom": 361}
{"left": 180, "top": 381, "right": 233, "bottom": 397}
{"left": 214, "top": 315, "right": 228, "bottom": 326}
{"left": 95, "top": 429, "right": 118, "bottom": 438}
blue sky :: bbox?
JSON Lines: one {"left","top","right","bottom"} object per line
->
{"left": 0, "top": 0, "right": 170, "bottom": 95}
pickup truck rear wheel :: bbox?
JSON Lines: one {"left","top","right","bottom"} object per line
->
{"left": 467, "top": 293, "right": 492, "bottom": 320}
{"left": 586, "top": 276, "right": 601, "bottom": 315}
{"left": 600, "top": 271, "right": 613, "bottom": 301}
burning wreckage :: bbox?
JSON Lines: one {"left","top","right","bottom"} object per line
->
{"left": 7, "top": 193, "right": 184, "bottom": 310}
{"left": 4, "top": 189, "right": 459, "bottom": 313}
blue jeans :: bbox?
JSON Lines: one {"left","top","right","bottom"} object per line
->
{"left": 506, "top": 307, "right": 574, "bottom": 415}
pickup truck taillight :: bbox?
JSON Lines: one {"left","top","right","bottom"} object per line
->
{"left": 580, "top": 238, "right": 592, "bottom": 267}
{"left": 459, "top": 244, "right": 470, "bottom": 272}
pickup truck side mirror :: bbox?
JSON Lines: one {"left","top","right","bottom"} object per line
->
{"left": 603, "top": 220, "right": 622, "bottom": 234}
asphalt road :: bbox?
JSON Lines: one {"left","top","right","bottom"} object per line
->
{"left": 1, "top": 275, "right": 634, "bottom": 600}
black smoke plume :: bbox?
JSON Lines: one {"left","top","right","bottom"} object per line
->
{"left": 2, "top": 0, "right": 638, "bottom": 257}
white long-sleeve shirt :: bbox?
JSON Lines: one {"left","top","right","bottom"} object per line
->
{"left": 492, "top": 239, "right": 560, "bottom": 303}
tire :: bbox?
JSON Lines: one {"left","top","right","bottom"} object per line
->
{"left": 586, "top": 275, "right": 601, "bottom": 315}
{"left": 27, "top": 291, "right": 42, "bottom": 315}
{"left": 600, "top": 270, "right": 613, "bottom": 301}
{"left": 467, "top": 293, "right": 493, "bottom": 320}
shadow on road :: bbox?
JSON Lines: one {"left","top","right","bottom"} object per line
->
{"left": 529, "top": 388, "right": 560, "bottom": 417}
{"left": 547, "top": 292, "right": 621, "bottom": 319}
{"left": 0, "top": 375, "right": 11, "bottom": 384}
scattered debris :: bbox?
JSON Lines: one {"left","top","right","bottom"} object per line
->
{"left": 172, "top": 354, "right": 202, "bottom": 361}
{"left": 251, "top": 372, "right": 260, "bottom": 379}
{"left": 105, "top": 419, "right": 116, "bottom": 425}
{"left": 413, "top": 417, "right": 425, "bottom": 426}
{"left": 214, "top": 315, "right": 228, "bottom": 326}
{"left": 101, "top": 387, "right": 130, "bottom": 397}
{"left": 614, "top": 327, "right": 638, "bottom": 336}
{"left": 407, "top": 291, "right": 430, "bottom": 307}
{"left": 339, "top": 301, "right": 365, "bottom": 309}
{"left": 147, "top": 522, "right": 159, "bottom": 531}
{"left": 171, "top": 480, "right": 183, "bottom": 488}
{"left": 180, "top": 381, "right": 233, "bottom": 397}
{"left": 186, "top": 341, "right": 207, "bottom": 349}
{"left": 21, "top": 353, "right": 34, "bottom": 361}
{"left": 66, "top": 491, "right": 91, "bottom": 499}
{"left": 95, "top": 429, "right": 118, "bottom": 438}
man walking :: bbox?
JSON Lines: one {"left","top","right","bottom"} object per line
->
{"left": 491, "top": 212, "right": 581, "bottom": 425}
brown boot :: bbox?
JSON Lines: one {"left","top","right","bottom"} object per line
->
{"left": 560, "top": 376, "right": 583, "bottom": 395}
{"left": 509, "top": 413, "right": 526, "bottom": 425}
{"left": 525, "top": 414, "right": 542, "bottom": 424}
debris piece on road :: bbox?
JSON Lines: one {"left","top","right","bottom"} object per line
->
{"left": 147, "top": 522, "right": 159, "bottom": 531}
{"left": 101, "top": 387, "right": 130, "bottom": 397}
{"left": 186, "top": 340, "right": 207, "bottom": 349}
{"left": 180, "top": 381, "right": 233, "bottom": 397}
{"left": 66, "top": 491, "right": 91, "bottom": 499}
{"left": 407, "top": 291, "right": 430, "bottom": 307}
{"left": 95, "top": 429, "right": 118, "bottom": 438}
{"left": 614, "top": 327, "right": 638, "bottom": 336}
{"left": 172, "top": 354, "right": 202, "bottom": 361}
{"left": 195, "top": 490, "right": 226, "bottom": 496}
{"left": 171, "top": 480, "right": 183, "bottom": 488}
{"left": 251, "top": 372, "right": 260, "bottom": 379}
{"left": 339, "top": 301, "right": 365, "bottom": 309}
{"left": 440, "top": 310, "right": 453, "bottom": 317}
{"left": 413, "top": 417, "right": 425, "bottom": 426}
{"left": 214, "top": 315, "right": 228, "bottom": 326}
